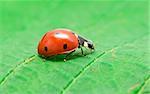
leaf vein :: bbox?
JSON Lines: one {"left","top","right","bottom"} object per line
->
{"left": 137, "top": 75, "right": 150, "bottom": 94}
{"left": 0, "top": 55, "right": 36, "bottom": 85}
{"left": 60, "top": 52, "right": 106, "bottom": 94}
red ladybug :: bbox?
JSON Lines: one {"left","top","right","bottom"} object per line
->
{"left": 37, "top": 28, "right": 94, "bottom": 61}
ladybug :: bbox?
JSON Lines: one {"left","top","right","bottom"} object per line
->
{"left": 37, "top": 28, "right": 94, "bottom": 61}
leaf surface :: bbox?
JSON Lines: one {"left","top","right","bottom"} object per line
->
{"left": 0, "top": 1, "right": 149, "bottom": 94}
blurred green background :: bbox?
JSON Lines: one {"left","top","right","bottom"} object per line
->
{"left": 0, "top": 0, "right": 149, "bottom": 94}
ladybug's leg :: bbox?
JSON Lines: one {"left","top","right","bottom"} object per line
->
{"left": 81, "top": 47, "right": 83, "bottom": 55}
{"left": 80, "top": 47, "right": 86, "bottom": 56}
{"left": 64, "top": 50, "right": 75, "bottom": 62}
{"left": 78, "top": 44, "right": 85, "bottom": 56}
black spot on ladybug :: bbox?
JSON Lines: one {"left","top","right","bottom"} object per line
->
{"left": 55, "top": 32, "right": 60, "bottom": 34}
{"left": 63, "top": 44, "right": 67, "bottom": 49}
{"left": 72, "top": 32, "right": 75, "bottom": 35}
{"left": 44, "top": 46, "right": 48, "bottom": 52}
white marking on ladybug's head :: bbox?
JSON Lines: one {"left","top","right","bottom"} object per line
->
{"left": 83, "top": 42, "right": 88, "bottom": 48}
{"left": 54, "top": 33, "right": 69, "bottom": 39}
{"left": 83, "top": 41, "right": 95, "bottom": 50}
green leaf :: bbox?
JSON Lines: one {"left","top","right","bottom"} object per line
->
{"left": 0, "top": 1, "right": 149, "bottom": 94}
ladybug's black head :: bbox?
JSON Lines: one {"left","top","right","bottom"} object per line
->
{"left": 78, "top": 35, "right": 94, "bottom": 50}
{"left": 85, "top": 41, "right": 94, "bottom": 50}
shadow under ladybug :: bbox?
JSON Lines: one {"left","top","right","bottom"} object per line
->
{"left": 40, "top": 47, "right": 95, "bottom": 62}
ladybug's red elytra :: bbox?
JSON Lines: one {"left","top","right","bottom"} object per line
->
{"left": 37, "top": 28, "right": 94, "bottom": 61}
